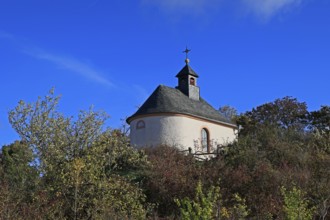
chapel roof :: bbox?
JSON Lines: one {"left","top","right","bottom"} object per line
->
{"left": 176, "top": 64, "right": 199, "bottom": 78}
{"left": 126, "top": 85, "right": 236, "bottom": 127}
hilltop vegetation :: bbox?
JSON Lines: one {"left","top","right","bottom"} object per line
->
{"left": 1, "top": 91, "right": 329, "bottom": 219}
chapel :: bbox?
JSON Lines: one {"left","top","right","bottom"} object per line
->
{"left": 126, "top": 51, "right": 237, "bottom": 154}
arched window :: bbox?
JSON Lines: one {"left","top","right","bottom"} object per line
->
{"left": 201, "top": 128, "right": 209, "bottom": 153}
{"left": 190, "top": 77, "right": 195, "bottom": 85}
{"left": 136, "top": 120, "right": 145, "bottom": 129}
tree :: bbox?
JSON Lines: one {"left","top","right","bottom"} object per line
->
{"left": 309, "top": 105, "right": 330, "bottom": 132}
{"left": 5, "top": 90, "right": 330, "bottom": 219}
{"left": 219, "top": 105, "right": 238, "bottom": 122}
{"left": 8, "top": 89, "right": 148, "bottom": 219}
{"left": 0, "top": 141, "right": 40, "bottom": 219}
{"left": 1, "top": 141, "right": 38, "bottom": 196}
{"left": 307, "top": 141, "right": 330, "bottom": 220}
{"left": 218, "top": 122, "right": 312, "bottom": 218}
{"left": 237, "top": 96, "right": 308, "bottom": 136}
{"left": 281, "top": 185, "right": 315, "bottom": 220}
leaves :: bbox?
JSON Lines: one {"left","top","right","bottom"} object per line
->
{"left": 2, "top": 90, "right": 330, "bottom": 219}
{"left": 281, "top": 185, "right": 315, "bottom": 220}
{"left": 175, "top": 181, "right": 220, "bottom": 220}
{"left": 5, "top": 89, "right": 148, "bottom": 219}
{"left": 237, "top": 96, "right": 308, "bottom": 136}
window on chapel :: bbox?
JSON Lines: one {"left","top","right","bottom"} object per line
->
{"left": 201, "top": 128, "right": 209, "bottom": 152}
{"left": 190, "top": 77, "right": 195, "bottom": 85}
{"left": 136, "top": 120, "right": 145, "bottom": 129}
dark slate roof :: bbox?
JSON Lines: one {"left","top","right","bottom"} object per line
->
{"left": 176, "top": 65, "right": 199, "bottom": 78}
{"left": 127, "top": 85, "right": 236, "bottom": 126}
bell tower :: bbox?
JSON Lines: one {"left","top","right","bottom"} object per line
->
{"left": 176, "top": 47, "right": 200, "bottom": 101}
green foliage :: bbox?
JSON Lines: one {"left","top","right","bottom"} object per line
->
{"left": 6, "top": 89, "right": 148, "bottom": 219}
{"left": 1, "top": 141, "right": 38, "bottom": 192}
{"left": 218, "top": 98, "right": 321, "bottom": 218}
{"left": 2, "top": 91, "right": 330, "bottom": 219}
{"left": 237, "top": 96, "right": 308, "bottom": 136}
{"left": 0, "top": 141, "right": 40, "bottom": 219}
{"left": 281, "top": 186, "right": 315, "bottom": 220}
{"left": 175, "top": 182, "right": 250, "bottom": 220}
{"left": 175, "top": 181, "right": 220, "bottom": 220}
{"left": 220, "top": 125, "right": 315, "bottom": 217}
{"left": 309, "top": 105, "right": 330, "bottom": 132}
{"left": 230, "top": 193, "right": 250, "bottom": 219}
{"left": 218, "top": 193, "right": 250, "bottom": 220}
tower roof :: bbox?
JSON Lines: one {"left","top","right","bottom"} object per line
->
{"left": 175, "top": 64, "right": 199, "bottom": 78}
{"left": 127, "top": 85, "right": 236, "bottom": 127}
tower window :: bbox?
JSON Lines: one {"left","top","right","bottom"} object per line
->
{"left": 201, "top": 128, "right": 209, "bottom": 153}
{"left": 136, "top": 120, "right": 145, "bottom": 129}
{"left": 190, "top": 77, "right": 195, "bottom": 85}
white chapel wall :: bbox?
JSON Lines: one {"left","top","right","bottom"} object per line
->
{"left": 130, "top": 115, "right": 237, "bottom": 152}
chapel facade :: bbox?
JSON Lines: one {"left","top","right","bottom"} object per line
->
{"left": 126, "top": 55, "right": 237, "bottom": 154}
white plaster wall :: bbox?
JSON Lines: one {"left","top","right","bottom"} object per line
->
{"left": 130, "top": 115, "right": 237, "bottom": 152}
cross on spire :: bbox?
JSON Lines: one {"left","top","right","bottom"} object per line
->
{"left": 183, "top": 47, "right": 191, "bottom": 64}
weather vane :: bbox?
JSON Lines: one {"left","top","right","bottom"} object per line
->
{"left": 183, "top": 46, "right": 191, "bottom": 64}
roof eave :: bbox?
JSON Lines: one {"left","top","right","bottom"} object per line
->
{"left": 126, "top": 112, "right": 237, "bottom": 128}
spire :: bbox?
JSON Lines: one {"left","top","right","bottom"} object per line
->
{"left": 177, "top": 46, "right": 198, "bottom": 78}
{"left": 176, "top": 47, "right": 200, "bottom": 101}
{"left": 183, "top": 46, "right": 191, "bottom": 65}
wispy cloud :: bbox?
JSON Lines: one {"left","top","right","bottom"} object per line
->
{"left": 23, "top": 47, "right": 114, "bottom": 88}
{"left": 1, "top": 30, "right": 114, "bottom": 88}
{"left": 0, "top": 30, "right": 25, "bottom": 46}
{"left": 142, "top": 0, "right": 306, "bottom": 21}
{"left": 242, "top": 0, "right": 303, "bottom": 21}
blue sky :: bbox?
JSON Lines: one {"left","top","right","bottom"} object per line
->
{"left": 1, "top": 0, "right": 329, "bottom": 146}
